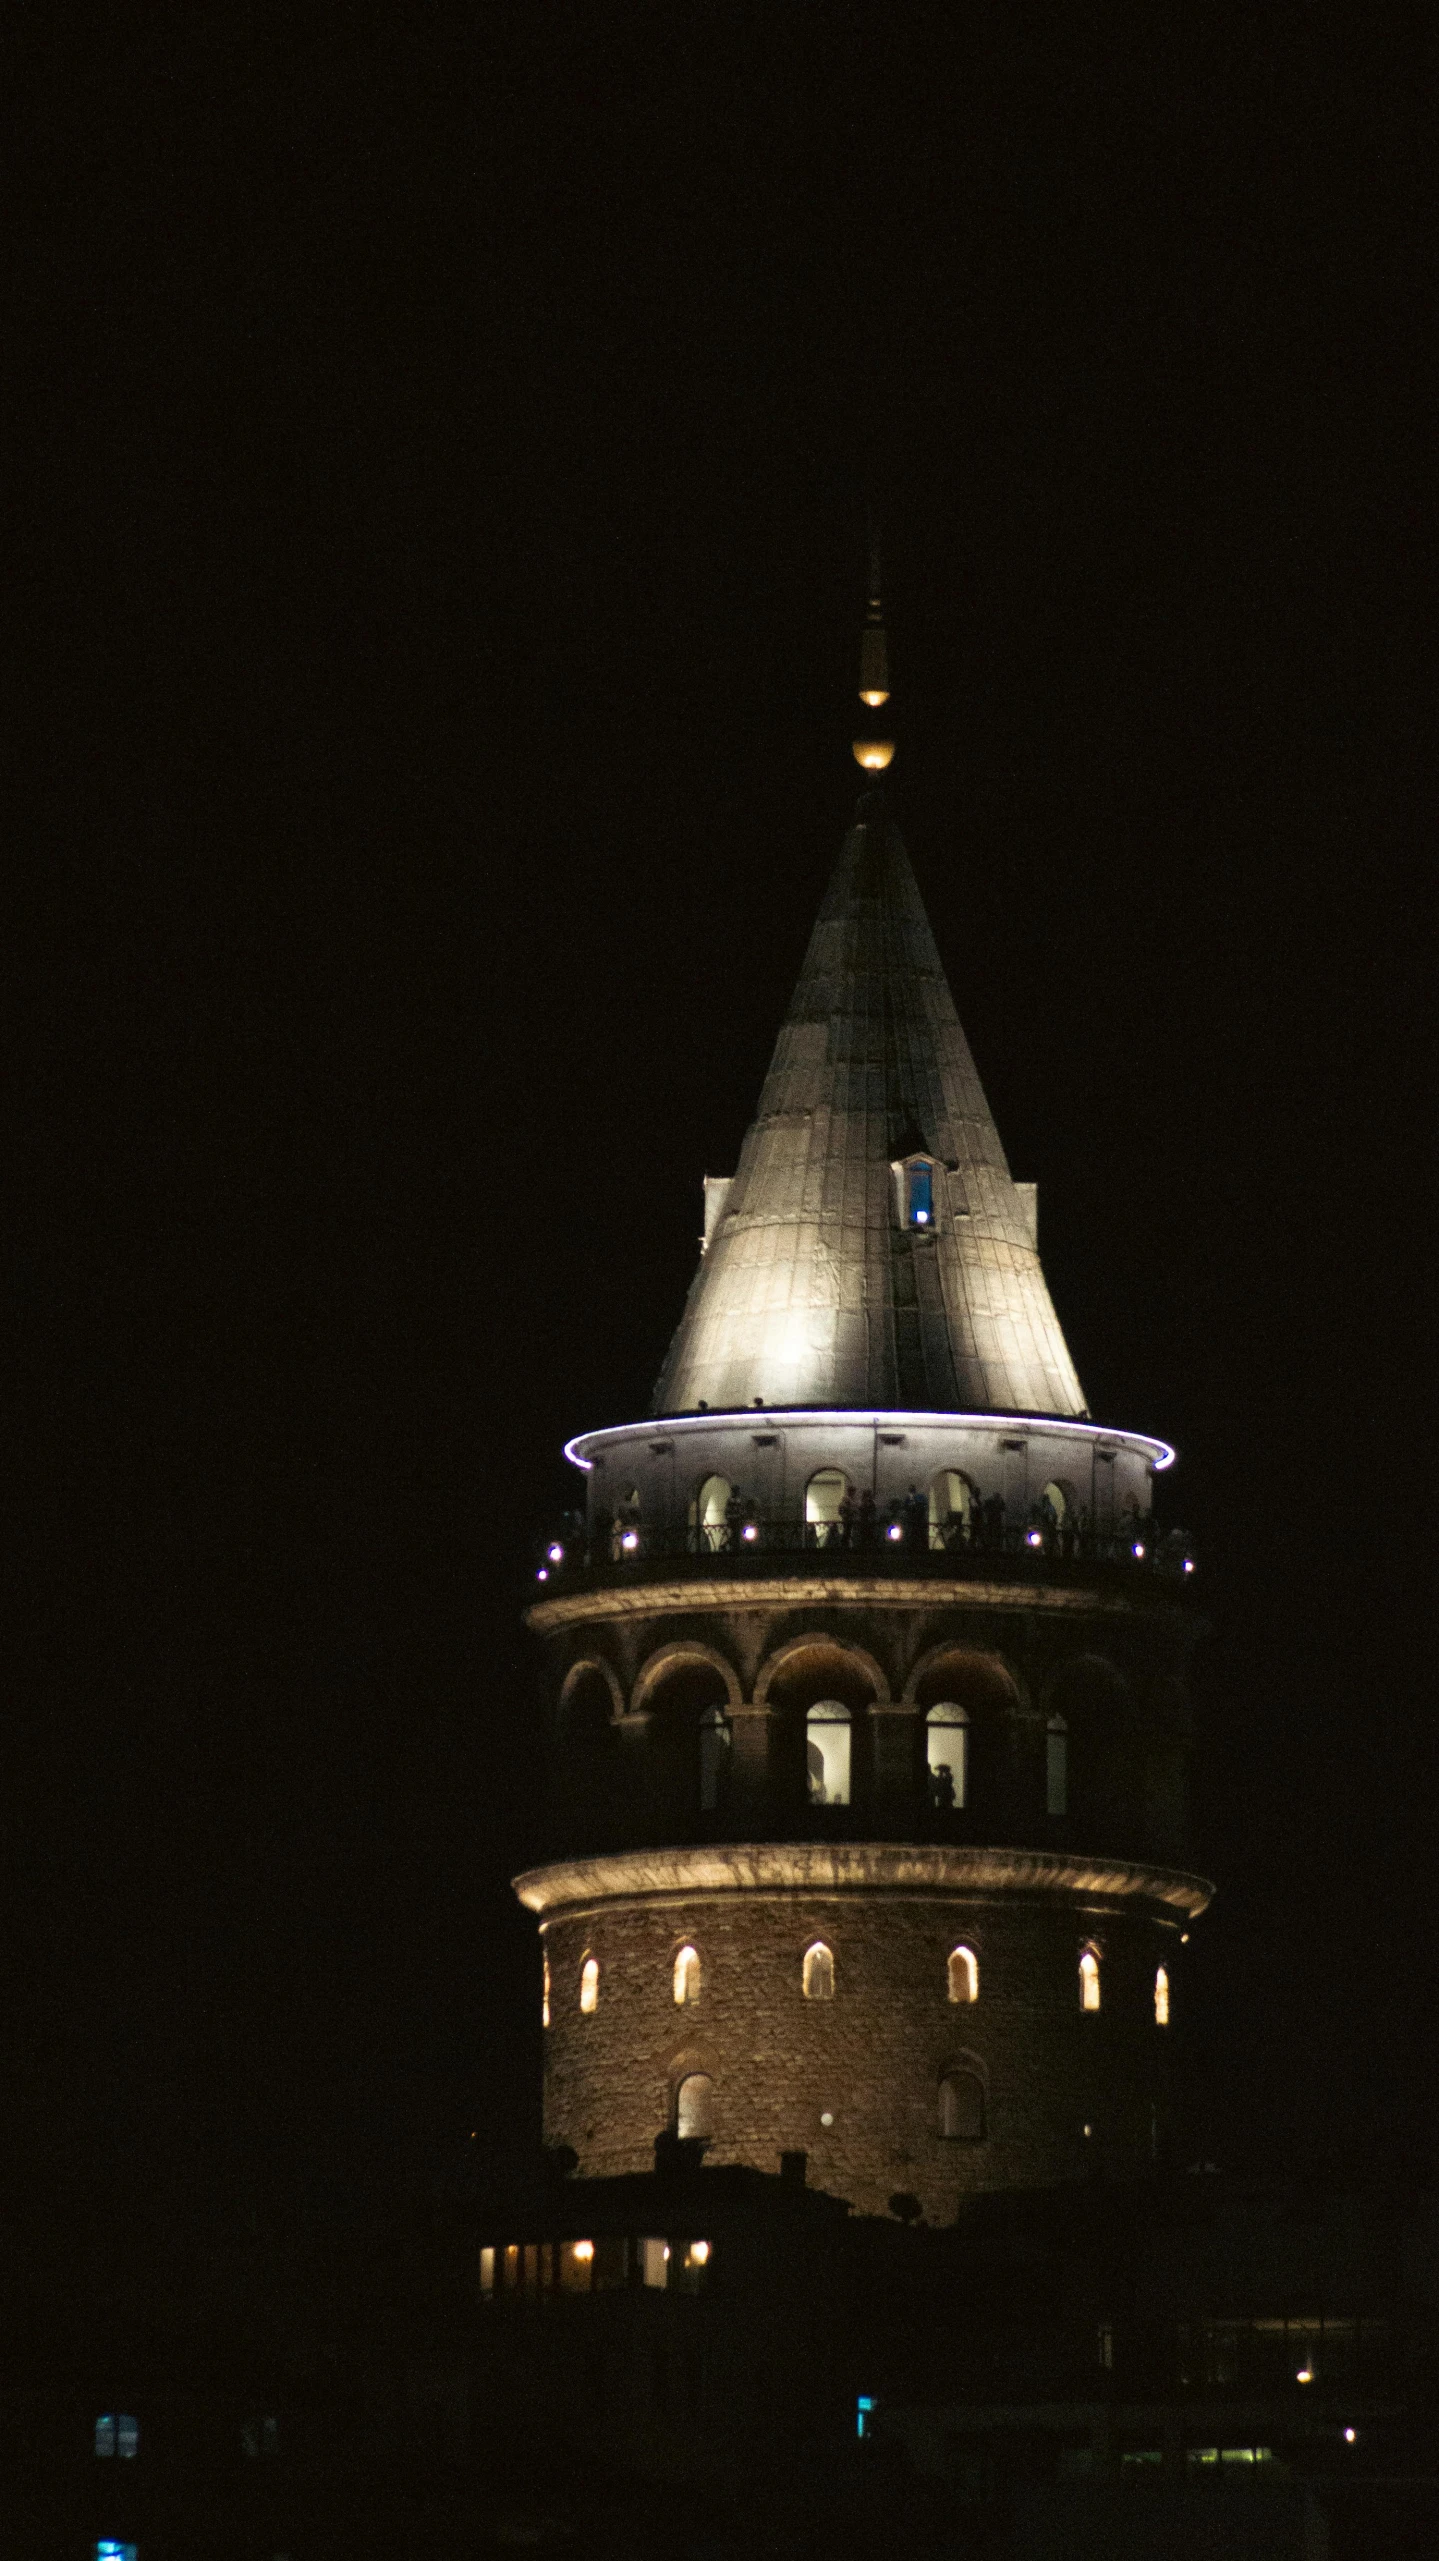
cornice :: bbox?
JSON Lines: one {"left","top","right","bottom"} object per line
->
{"left": 512, "top": 1842, "right": 1214, "bottom": 1925}
{"left": 526, "top": 1575, "right": 1158, "bottom": 1634}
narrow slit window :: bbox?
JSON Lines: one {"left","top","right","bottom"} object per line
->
{"left": 1046, "top": 1714, "right": 1068, "bottom": 1816}
{"left": 906, "top": 1162, "right": 934, "bottom": 1227}
{"left": 673, "top": 1943, "right": 701, "bottom": 2006}
{"left": 675, "top": 2072, "right": 715, "bottom": 2140}
{"left": 542, "top": 1952, "right": 551, "bottom": 2029}
{"left": 580, "top": 1955, "right": 599, "bottom": 2014}
{"left": 947, "top": 1945, "right": 978, "bottom": 2004}
{"left": 802, "top": 1940, "right": 835, "bottom": 2000}
{"left": 1155, "top": 1965, "right": 1170, "bottom": 2026}
{"left": 1079, "top": 1947, "right": 1101, "bottom": 2012}
{"left": 938, "top": 2070, "right": 986, "bottom": 2140}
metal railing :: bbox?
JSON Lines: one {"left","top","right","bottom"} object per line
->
{"left": 533, "top": 1513, "right": 1195, "bottom": 1590}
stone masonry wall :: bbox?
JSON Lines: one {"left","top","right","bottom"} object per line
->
{"left": 540, "top": 1885, "right": 1179, "bottom": 2221}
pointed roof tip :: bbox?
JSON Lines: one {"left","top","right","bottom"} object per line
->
{"left": 651, "top": 791, "right": 1090, "bottom": 1423}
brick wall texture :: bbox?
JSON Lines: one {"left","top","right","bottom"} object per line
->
{"left": 540, "top": 1885, "right": 1178, "bottom": 2221}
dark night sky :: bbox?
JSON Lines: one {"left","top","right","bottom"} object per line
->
{"left": 5, "top": 11, "right": 1434, "bottom": 2280}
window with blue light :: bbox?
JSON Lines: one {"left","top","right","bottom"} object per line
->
{"left": 906, "top": 1163, "right": 934, "bottom": 1227}
{"left": 856, "top": 2393, "right": 875, "bottom": 2439}
{"left": 95, "top": 2544, "right": 138, "bottom": 2559}
{"left": 95, "top": 2414, "right": 138, "bottom": 2458}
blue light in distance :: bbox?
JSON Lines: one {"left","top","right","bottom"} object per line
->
{"left": 857, "top": 2393, "right": 875, "bottom": 2439}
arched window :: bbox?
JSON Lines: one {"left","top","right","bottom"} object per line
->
{"left": 805, "top": 1468, "right": 852, "bottom": 1547}
{"left": 542, "top": 1952, "right": 551, "bottom": 2029}
{"left": 802, "top": 1940, "right": 835, "bottom": 2000}
{"left": 1040, "top": 1479, "right": 1069, "bottom": 1525}
{"left": 1046, "top": 1713, "right": 1068, "bottom": 1816}
{"left": 1079, "top": 1947, "right": 1101, "bottom": 2012}
{"left": 905, "top": 1160, "right": 935, "bottom": 1228}
{"left": 691, "top": 1474, "right": 733, "bottom": 1553}
{"left": 928, "top": 1468, "right": 976, "bottom": 1549}
{"left": 926, "top": 1703, "right": 969, "bottom": 1810}
{"left": 806, "top": 1700, "right": 851, "bottom": 1805}
{"left": 947, "top": 1945, "right": 978, "bottom": 2005}
{"left": 673, "top": 1943, "right": 701, "bottom": 2006}
{"left": 580, "top": 1955, "right": 599, "bottom": 2014}
{"left": 698, "top": 1704, "right": 731, "bottom": 1811}
{"left": 938, "top": 2071, "right": 986, "bottom": 2140}
{"left": 1154, "top": 1965, "right": 1170, "bottom": 2026}
{"left": 675, "top": 2072, "right": 715, "bottom": 2141}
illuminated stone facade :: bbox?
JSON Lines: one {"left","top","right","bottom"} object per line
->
{"left": 517, "top": 791, "right": 1210, "bottom": 2222}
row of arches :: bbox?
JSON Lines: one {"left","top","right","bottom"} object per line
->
{"left": 554, "top": 1636, "right": 1187, "bottom": 1854}
{"left": 685, "top": 1468, "right": 1087, "bottom": 1554}
{"left": 549, "top": 1942, "right": 1172, "bottom": 2022}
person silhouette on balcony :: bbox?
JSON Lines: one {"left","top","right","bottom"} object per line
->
{"left": 857, "top": 1487, "right": 877, "bottom": 1550}
{"left": 724, "top": 1486, "right": 746, "bottom": 1552}
{"left": 837, "top": 1487, "right": 856, "bottom": 1551}
{"left": 929, "top": 1761, "right": 956, "bottom": 1812}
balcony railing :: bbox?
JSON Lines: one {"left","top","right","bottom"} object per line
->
{"left": 533, "top": 1513, "right": 1195, "bottom": 1592}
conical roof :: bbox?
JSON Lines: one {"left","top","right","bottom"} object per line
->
{"left": 653, "top": 793, "right": 1087, "bottom": 1418}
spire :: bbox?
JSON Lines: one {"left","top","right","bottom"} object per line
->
{"left": 852, "top": 519, "right": 895, "bottom": 772}
{"left": 653, "top": 795, "right": 1088, "bottom": 1419}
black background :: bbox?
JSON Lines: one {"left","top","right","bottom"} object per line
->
{"left": 5, "top": 9, "right": 1433, "bottom": 2287}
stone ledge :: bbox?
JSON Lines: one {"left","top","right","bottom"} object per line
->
{"left": 513, "top": 1842, "right": 1214, "bottom": 1924}
{"left": 526, "top": 1577, "right": 1155, "bottom": 1632}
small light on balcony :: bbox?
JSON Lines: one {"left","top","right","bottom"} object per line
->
{"left": 1083, "top": 2122, "right": 1093, "bottom": 2138}
{"left": 689, "top": 2239, "right": 710, "bottom": 2264}
{"left": 1183, "top": 1559, "right": 1195, "bottom": 1575}
{"left": 1133, "top": 1542, "right": 1146, "bottom": 1560}
{"left": 1027, "top": 1529, "right": 1043, "bottom": 1548}
{"left": 1344, "top": 2427, "right": 1356, "bottom": 2443}
{"left": 621, "top": 1530, "right": 639, "bottom": 1552}
{"left": 1180, "top": 1932, "right": 1190, "bottom": 1944}
{"left": 536, "top": 1568, "right": 548, "bottom": 1581}
{"left": 573, "top": 2239, "right": 594, "bottom": 2262}
{"left": 742, "top": 1522, "right": 758, "bottom": 1542}
{"left": 914, "top": 1208, "right": 929, "bottom": 1224}
{"left": 547, "top": 1542, "right": 564, "bottom": 1564}
{"left": 886, "top": 1522, "right": 903, "bottom": 1542}
{"left": 1297, "top": 2365, "right": 1314, "bottom": 2385}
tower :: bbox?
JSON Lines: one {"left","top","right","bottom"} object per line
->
{"left": 515, "top": 573, "right": 1210, "bottom": 2222}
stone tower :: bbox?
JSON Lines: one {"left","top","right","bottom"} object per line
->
{"left": 515, "top": 583, "right": 1209, "bottom": 2222}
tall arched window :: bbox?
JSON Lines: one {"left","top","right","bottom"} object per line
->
{"left": 805, "top": 1468, "right": 852, "bottom": 1547}
{"left": 675, "top": 2072, "right": 715, "bottom": 2141}
{"left": 926, "top": 1703, "right": 969, "bottom": 1810}
{"left": 698, "top": 1704, "right": 731, "bottom": 1811}
{"left": 1079, "top": 1947, "right": 1101, "bottom": 2012}
{"left": 690, "top": 1474, "right": 733, "bottom": 1553}
{"left": 1154, "top": 1965, "right": 1170, "bottom": 2026}
{"left": 1046, "top": 1714, "right": 1068, "bottom": 1816}
{"left": 806, "top": 1701, "right": 851, "bottom": 1805}
{"left": 1040, "top": 1479, "right": 1070, "bottom": 1525}
{"left": 802, "top": 1940, "right": 835, "bottom": 2000}
{"left": 947, "top": 1945, "right": 978, "bottom": 2005}
{"left": 928, "top": 1469, "right": 976, "bottom": 1549}
{"left": 580, "top": 1955, "right": 600, "bottom": 2014}
{"left": 673, "top": 1943, "right": 701, "bottom": 2006}
{"left": 938, "top": 2071, "right": 985, "bottom": 2139}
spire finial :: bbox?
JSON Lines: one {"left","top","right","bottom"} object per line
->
{"left": 853, "top": 517, "right": 895, "bottom": 770}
